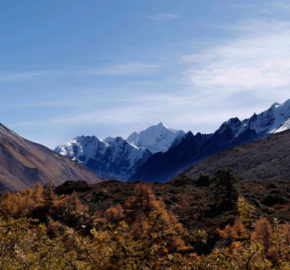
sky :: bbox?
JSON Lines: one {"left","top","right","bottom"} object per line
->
{"left": 1, "top": 0, "right": 290, "bottom": 148}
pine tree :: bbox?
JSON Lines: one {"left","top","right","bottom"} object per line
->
{"left": 211, "top": 168, "right": 240, "bottom": 212}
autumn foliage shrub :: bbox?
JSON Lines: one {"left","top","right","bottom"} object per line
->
{"left": 0, "top": 179, "right": 289, "bottom": 269}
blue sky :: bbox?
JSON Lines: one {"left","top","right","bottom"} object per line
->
{"left": 1, "top": 0, "right": 290, "bottom": 148}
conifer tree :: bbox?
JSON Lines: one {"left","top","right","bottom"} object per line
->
{"left": 211, "top": 168, "right": 239, "bottom": 212}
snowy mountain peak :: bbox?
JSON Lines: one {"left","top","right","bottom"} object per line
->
{"left": 55, "top": 135, "right": 108, "bottom": 163}
{"left": 127, "top": 123, "right": 185, "bottom": 154}
{"left": 244, "top": 99, "right": 290, "bottom": 135}
{"left": 55, "top": 122, "right": 185, "bottom": 180}
{"left": 217, "top": 99, "right": 290, "bottom": 139}
{"left": 156, "top": 122, "right": 167, "bottom": 128}
{"left": 144, "top": 122, "right": 169, "bottom": 132}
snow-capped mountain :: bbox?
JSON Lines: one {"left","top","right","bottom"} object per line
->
{"left": 55, "top": 123, "right": 183, "bottom": 181}
{"left": 127, "top": 122, "right": 185, "bottom": 153}
{"left": 55, "top": 135, "right": 151, "bottom": 181}
{"left": 56, "top": 99, "right": 290, "bottom": 183}
{"left": 130, "top": 99, "right": 290, "bottom": 183}
{"left": 220, "top": 99, "right": 290, "bottom": 139}
{"left": 244, "top": 99, "right": 290, "bottom": 135}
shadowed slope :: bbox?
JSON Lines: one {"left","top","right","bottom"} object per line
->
{"left": 179, "top": 129, "right": 290, "bottom": 180}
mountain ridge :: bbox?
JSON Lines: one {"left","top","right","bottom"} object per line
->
{"left": 130, "top": 99, "right": 290, "bottom": 182}
{"left": 55, "top": 123, "right": 184, "bottom": 180}
{"left": 55, "top": 99, "right": 290, "bottom": 183}
{"left": 0, "top": 123, "right": 102, "bottom": 192}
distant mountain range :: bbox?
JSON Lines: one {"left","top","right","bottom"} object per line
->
{"left": 0, "top": 99, "right": 288, "bottom": 192}
{"left": 131, "top": 99, "right": 290, "bottom": 182}
{"left": 56, "top": 99, "right": 290, "bottom": 182}
{"left": 0, "top": 124, "right": 101, "bottom": 192}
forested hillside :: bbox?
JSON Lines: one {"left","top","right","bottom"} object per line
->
{"left": 0, "top": 170, "right": 289, "bottom": 269}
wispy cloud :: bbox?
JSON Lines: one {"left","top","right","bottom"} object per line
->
{"left": 182, "top": 19, "right": 290, "bottom": 102}
{"left": 0, "top": 62, "right": 160, "bottom": 83}
{"left": 146, "top": 13, "right": 179, "bottom": 22}
{"left": 79, "top": 62, "right": 160, "bottom": 76}
{"left": 10, "top": 19, "right": 290, "bottom": 136}
{"left": 6, "top": 11, "right": 290, "bottom": 142}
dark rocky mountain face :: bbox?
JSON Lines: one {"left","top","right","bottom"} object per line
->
{"left": 0, "top": 124, "right": 102, "bottom": 192}
{"left": 179, "top": 129, "right": 290, "bottom": 181}
{"left": 130, "top": 125, "right": 258, "bottom": 183}
{"left": 84, "top": 145, "right": 151, "bottom": 181}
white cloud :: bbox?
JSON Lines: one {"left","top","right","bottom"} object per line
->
{"left": 147, "top": 13, "right": 179, "bottom": 22}
{"left": 182, "top": 20, "right": 290, "bottom": 102}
